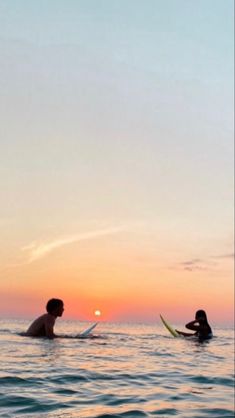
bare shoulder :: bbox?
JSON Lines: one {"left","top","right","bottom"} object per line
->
{"left": 44, "top": 313, "right": 56, "bottom": 324}
{"left": 28, "top": 313, "right": 54, "bottom": 328}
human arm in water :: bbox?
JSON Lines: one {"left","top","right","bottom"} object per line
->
{"left": 175, "top": 320, "right": 202, "bottom": 337}
{"left": 44, "top": 315, "right": 58, "bottom": 338}
{"left": 176, "top": 319, "right": 212, "bottom": 338}
{"left": 175, "top": 329, "right": 196, "bottom": 337}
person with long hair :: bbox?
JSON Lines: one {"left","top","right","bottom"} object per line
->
{"left": 176, "top": 310, "right": 213, "bottom": 340}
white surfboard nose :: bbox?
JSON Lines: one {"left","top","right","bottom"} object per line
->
{"left": 79, "top": 322, "right": 98, "bottom": 337}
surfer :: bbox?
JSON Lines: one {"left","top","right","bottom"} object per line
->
{"left": 176, "top": 310, "right": 213, "bottom": 340}
{"left": 24, "top": 298, "right": 64, "bottom": 339}
{"left": 23, "top": 299, "right": 98, "bottom": 339}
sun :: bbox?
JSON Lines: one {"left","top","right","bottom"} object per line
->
{"left": 94, "top": 310, "right": 101, "bottom": 317}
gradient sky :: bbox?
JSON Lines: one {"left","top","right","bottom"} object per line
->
{"left": 0, "top": 0, "right": 234, "bottom": 324}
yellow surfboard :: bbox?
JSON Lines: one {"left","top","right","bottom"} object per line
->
{"left": 160, "top": 314, "right": 180, "bottom": 338}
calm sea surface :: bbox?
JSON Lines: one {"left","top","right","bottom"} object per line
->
{"left": 0, "top": 319, "right": 234, "bottom": 418}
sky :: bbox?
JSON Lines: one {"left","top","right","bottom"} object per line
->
{"left": 0, "top": 0, "right": 234, "bottom": 324}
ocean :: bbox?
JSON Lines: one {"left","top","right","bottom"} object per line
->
{"left": 0, "top": 319, "right": 234, "bottom": 418}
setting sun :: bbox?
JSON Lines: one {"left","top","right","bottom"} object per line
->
{"left": 95, "top": 310, "right": 101, "bottom": 317}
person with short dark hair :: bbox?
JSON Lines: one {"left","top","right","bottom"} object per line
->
{"left": 25, "top": 298, "right": 64, "bottom": 338}
{"left": 176, "top": 310, "right": 213, "bottom": 340}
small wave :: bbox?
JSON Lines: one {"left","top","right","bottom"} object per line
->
{"left": 0, "top": 393, "right": 72, "bottom": 415}
{"left": 192, "top": 407, "right": 235, "bottom": 417}
{"left": 149, "top": 350, "right": 175, "bottom": 357}
{"left": 52, "top": 388, "right": 77, "bottom": 396}
{"left": 151, "top": 407, "right": 178, "bottom": 416}
{"left": 0, "top": 329, "right": 12, "bottom": 334}
{"left": 189, "top": 375, "right": 234, "bottom": 387}
{"left": 0, "top": 376, "right": 43, "bottom": 387}
{"left": 96, "top": 410, "right": 149, "bottom": 418}
{"left": 0, "top": 394, "right": 45, "bottom": 408}
{"left": 49, "top": 374, "right": 89, "bottom": 384}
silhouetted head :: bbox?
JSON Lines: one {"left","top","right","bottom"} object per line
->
{"left": 46, "top": 298, "right": 64, "bottom": 317}
{"left": 195, "top": 309, "right": 208, "bottom": 323}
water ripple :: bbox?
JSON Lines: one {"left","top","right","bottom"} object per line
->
{"left": 0, "top": 321, "right": 233, "bottom": 417}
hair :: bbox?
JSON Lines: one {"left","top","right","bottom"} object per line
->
{"left": 195, "top": 309, "right": 208, "bottom": 322}
{"left": 46, "top": 298, "right": 63, "bottom": 314}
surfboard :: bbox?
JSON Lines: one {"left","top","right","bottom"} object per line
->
{"left": 79, "top": 322, "right": 98, "bottom": 337}
{"left": 160, "top": 314, "right": 180, "bottom": 338}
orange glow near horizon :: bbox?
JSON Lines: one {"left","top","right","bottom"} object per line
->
{"left": 0, "top": 232, "right": 233, "bottom": 324}
{"left": 0, "top": 266, "right": 233, "bottom": 325}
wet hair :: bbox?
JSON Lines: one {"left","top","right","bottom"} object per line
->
{"left": 46, "top": 298, "right": 63, "bottom": 314}
{"left": 195, "top": 309, "right": 208, "bottom": 322}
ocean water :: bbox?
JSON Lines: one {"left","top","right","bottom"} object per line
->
{"left": 0, "top": 319, "right": 234, "bottom": 418}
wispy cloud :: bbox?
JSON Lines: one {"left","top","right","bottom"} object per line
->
{"left": 22, "top": 226, "right": 127, "bottom": 264}
{"left": 175, "top": 253, "right": 234, "bottom": 272}
{"left": 179, "top": 258, "right": 212, "bottom": 272}
{"left": 211, "top": 253, "right": 234, "bottom": 260}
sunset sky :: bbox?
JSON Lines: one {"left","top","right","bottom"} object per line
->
{"left": 0, "top": 0, "right": 233, "bottom": 324}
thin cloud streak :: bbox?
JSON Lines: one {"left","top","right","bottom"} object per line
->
{"left": 22, "top": 226, "right": 127, "bottom": 263}
{"left": 212, "top": 253, "right": 234, "bottom": 260}
{"left": 177, "top": 252, "right": 234, "bottom": 272}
